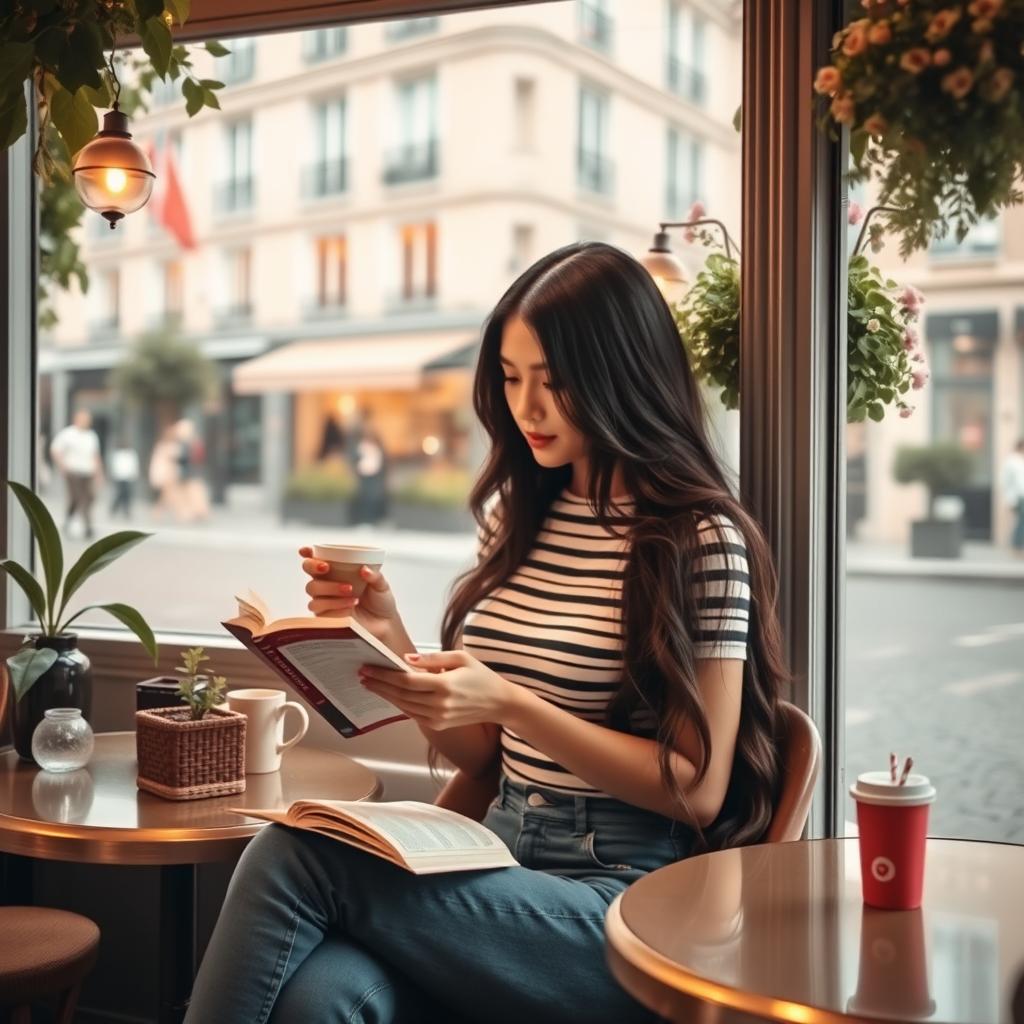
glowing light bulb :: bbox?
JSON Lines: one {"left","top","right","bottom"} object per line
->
{"left": 105, "top": 167, "right": 128, "bottom": 194}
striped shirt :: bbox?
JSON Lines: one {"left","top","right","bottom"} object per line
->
{"left": 462, "top": 489, "right": 751, "bottom": 797}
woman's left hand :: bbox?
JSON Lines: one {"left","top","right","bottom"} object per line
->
{"left": 358, "top": 650, "right": 519, "bottom": 730}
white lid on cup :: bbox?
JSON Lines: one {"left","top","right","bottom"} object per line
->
{"left": 312, "top": 544, "right": 386, "bottom": 564}
{"left": 850, "top": 771, "right": 936, "bottom": 807}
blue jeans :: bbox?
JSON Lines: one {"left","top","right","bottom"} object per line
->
{"left": 185, "top": 778, "right": 692, "bottom": 1023}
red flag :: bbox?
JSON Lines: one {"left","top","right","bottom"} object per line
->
{"left": 147, "top": 141, "right": 196, "bottom": 250}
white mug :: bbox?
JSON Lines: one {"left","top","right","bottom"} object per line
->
{"left": 227, "top": 688, "right": 309, "bottom": 774}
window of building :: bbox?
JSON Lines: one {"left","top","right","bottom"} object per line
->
{"left": 315, "top": 236, "right": 348, "bottom": 310}
{"left": 513, "top": 77, "right": 536, "bottom": 152}
{"left": 386, "top": 17, "right": 439, "bottom": 41}
{"left": 667, "top": 2, "right": 707, "bottom": 105}
{"left": 151, "top": 259, "right": 184, "bottom": 330}
{"left": 929, "top": 216, "right": 1001, "bottom": 261}
{"left": 219, "top": 247, "right": 252, "bottom": 324}
{"left": 577, "top": 85, "right": 612, "bottom": 195}
{"left": 88, "top": 267, "right": 120, "bottom": 336}
{"left": 218, "top": 37, "right": 257, "bottom": 85}
{"left": 383, "top": 74, "right": 438, "bottom": 184}
{"left": 579, "top": 0, "right": 613, "bottom": 53}
{"left": 216, "top": 119, "right": 254, "bottom": 214}
{"left": 150, "top": 73, "right": 179, "bottom": 107}
{"left": 397, "top": 222, "right": 437, "bottom": 306}
{"left": 510, "top": 224, "right": 534, "bottom": 273}
{"left": 666, "top": 125, "right": 703, "bottom": 218}
{"left": 302, "top": 27, "right": 348, "bottom": 62}
{"left": 307, "top": 97, "right": 348, "bottom": 197}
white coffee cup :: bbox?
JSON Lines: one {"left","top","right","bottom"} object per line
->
{"left": 227, "top": 688, "right": 309, "bottom": 774}
{"left": 312, "top": 544, "right": 386, "bottom": 598}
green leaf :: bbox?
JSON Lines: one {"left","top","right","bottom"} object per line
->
{"left": 0, "top": 92, "right": 28, "bottom": 149}
{"left": 61, "top": 603, "right": 158, "bottom": 663}
{"left": 49, "top": 87, "right": 99, "bottom": 158}
{"left": 0, "top": 43, "right": 34, "bottom": 95}
{"left": 868, "top": 402, "right": 885, "bottom": 422}
{"left": 139, "top": 16, "right": 173, "bottom": 78}
{"left": 182, "top": 77, "right": 203, "bottom": 117}
{"left": 6, "top": 482, "right": 63, "bottom": 628}
{"left": 57, "top": 25, "right": 104, "bottom": 93}
{"left": 6, "top": 647, "right": 59, "bottom": 703}
{"left": 850, "top": 129, "right": 868, "bottom": 166}
{"left": 731, "top": 105, "right": 742, "bottom": 133}
{"left": 165, "top": 0, "right": 190, "bottom": 25}
{"left": 202, "top": 87, "right": 220, "bottom": 111}
{"left": 199, "top": 79, "right": 224, "bottom": 90}
{"left": 204, "top": 40, "right": 231, "bottom": 57}
{"left": 0, "top": 559, "right": 47, "bottom": 628}
{"left": 82, "top": 79, "right": 112, "bottom": 109}
{"left": 59, "top": 530, "right": 152, "bottom": 614}
{"left": 135, "top": 0, "right": 165, "bottom": 18}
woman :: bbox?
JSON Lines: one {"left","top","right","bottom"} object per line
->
{"left": 186, "top": 242, "right": 787, "bottom": 1024}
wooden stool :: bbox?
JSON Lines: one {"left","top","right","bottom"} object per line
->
{"left": 0, "top": 907, "right": 99, "bottom": 1023}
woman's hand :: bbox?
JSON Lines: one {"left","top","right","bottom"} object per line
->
{"left": 298, "top": 546, "right": 402, "bottom": 645}
{"left": 357, "top": 650, "right": 520, "bottom": 730}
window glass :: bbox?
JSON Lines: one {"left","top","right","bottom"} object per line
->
{"left": 35, "top": 2, "right": 743, "bottom": 644}
{"left": 843, "top": 200, "right": 1024, "bottom": 844}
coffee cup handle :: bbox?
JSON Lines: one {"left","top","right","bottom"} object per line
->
{"left": 277, "top": 701, "right": 310, "bottom": 753}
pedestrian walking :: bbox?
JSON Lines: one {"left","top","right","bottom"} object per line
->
{"left": 108, "top": 437, "right": 140, "bottom": 520}
{"left": 148, "top": 424, "right": 183, "bottom": 522}
{"left": 350, "top": 418, "right": 389, "bottom": 526}
{"left": 1002, "top": 438, "right": 1024, "bottom": 558}
{"left": 49, "top": 409, "right": 102, "bottom": 539}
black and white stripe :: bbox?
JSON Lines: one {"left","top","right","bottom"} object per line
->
{"left": 463, "top": 491, "right": 751, "bottom": 797}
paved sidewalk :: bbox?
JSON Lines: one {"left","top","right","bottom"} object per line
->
{"left": 847, "top": 539, "right": 1024, "bottom": 582}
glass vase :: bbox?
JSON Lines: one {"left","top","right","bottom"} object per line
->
{"left": 31, "top": 708, "right": 95, "bottom": 773}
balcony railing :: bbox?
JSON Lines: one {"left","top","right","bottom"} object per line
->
{"left": 666, "top": 55, "right": 707, "bottom": 105}
{"left": 386, "top": 17, "right": 439, "bottom": 41}
{"left": 577, "top": 148, "right": 614, "bottom": 196}
{"left": 214, "top": 303, "right": 253, "bottom": 326}
{"left": 579, "top": 3, "right": 613, "bottom": 52}
{"left": 386, "top": 291, "right": 437, "bottom": 314}
{"left": 303, "top": 158, "right": 348, "bottom": 198}
{"left": 304, "top": 299, "right": 348, "bottom": 320}
{"left": 214, "top": 177, "right": 254, "bottom": 214}
{"left": 382, "top": 141, "right": 438, "bottom": 185}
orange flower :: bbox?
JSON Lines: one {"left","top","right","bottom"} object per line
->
{"left": 968, "top": 0, "right": 1003, "bottom": 16}
{"left": 982, "top": 67, "right": 1015, "bottom": 101}
{"left": 925, "top": 9, "right": 962, "bottom": 42}
{"left": 933, "top": 48, "right": 952, "bottom": 66}
{"left": 868, "top": 21, "right": 892, "bottom": 44}
{"left": 830, "top": 93, "right": 856, "bottom": 125}
{"left": 979, "top": 39, "right": 996, "bottom": 63}
{"left": 814, "top": 65, "right": 843, "bottom": 95}
{"left": 941, "top": 66, "right": 975, "bottom": 99}
{"left": 900, "top": 48, "right": 932, "bottom": 73}
{"left": 863, "top": 113, "right": 889, "bottom": 136}
{"left": 973, "top": 17, "right": 994, "bottom": 31}
{"left": 843, "top": 24, "right": 869, "bottom": 57}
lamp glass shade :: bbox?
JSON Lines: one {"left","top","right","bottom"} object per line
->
{"left": 641, "top": 250, "right": 688, "bottom": 305}
{"left": 72, "top": 135, "right": 155, "bottom": 216}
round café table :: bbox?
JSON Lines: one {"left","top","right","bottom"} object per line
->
{"left": 606, "top": 837, "right": 1024, "bottom": 1024}
{"left": 0, "top": 731, "right": 381, "bottom": 1024}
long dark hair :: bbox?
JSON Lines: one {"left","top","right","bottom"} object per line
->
{"left": 442, "top": 241, "right": 787, "bottom": 850}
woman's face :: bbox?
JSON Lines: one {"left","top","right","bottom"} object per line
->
{"left": 500, "top": 315, "right": 586, "bottom": 471}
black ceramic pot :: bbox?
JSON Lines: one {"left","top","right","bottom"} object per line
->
{"left": 10, "top": 635, "right": 92, "bottom": 762}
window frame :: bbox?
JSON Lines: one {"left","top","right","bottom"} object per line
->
{"left": 3, "top": 0, "right": 845, "bottom": 841}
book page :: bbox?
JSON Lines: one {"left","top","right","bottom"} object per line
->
{"left": 278, "top": 638, "right": 404, "bottom": 730}
{"left": 301, "top": 800, "right": 516, "bottom": 859}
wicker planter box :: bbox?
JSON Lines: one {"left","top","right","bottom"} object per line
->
{"left": 136, "top": 706, "right": 247, "bottom": 801}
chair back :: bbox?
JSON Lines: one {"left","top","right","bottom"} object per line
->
{"left": 765, "top": 700, "right": 822, "bottom": 843}
{"left": 435, "top": 699, "right": 822, "bottom": 841}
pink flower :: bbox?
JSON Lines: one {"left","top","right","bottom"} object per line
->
{"left": 925, "top": 9, "right": 962, "bottom": 42}
{"left": 848, "top": 200, "right": 865, "bottom": 225}
{"left": 942, "top": 67, "right": 975, "bottom": 99}
{"left": 968, "top": 0, "right": 1003, "bottom": 16}
{"left": 933, "top": 48, "right": 952, "bottom": 67}
{"left": 912, "top": 368, "right": 930, "bottom": 390}
{"left": 899, "top": 405, "right": 915, "bottom": 418}
{"left": 900, "top": 48, "right": 932, "bottom": 73}
{"left": 983, "top": 67, "right": 1015, "bottom": 102}
{"left": 814, "top": 65, "right": 843, "bottom": 95}
{"left": 912, "top": 350, "right": 925, "bottom": 363}
{"left": 868, "top": 22, "right": 892, "bottom": 45}
{"left": 900, "top": 285, "right": 924, "bottom": 313}
{"left": 903, "top": 326, "right": 919, "bottom": 350}
{"left": 843, "top": 25, "right": 869, "bottom": 57}
{"left": 863, "top": 113, "right": 889, "bottom": 136}
{"left": 831, "top": 93, "right": 856, "bottom": 125}
{"left": 686, "top": 200, "right": 706, "bottom": 222}
{"left": 683, "top": 228, "right": 697, "bottom": 243}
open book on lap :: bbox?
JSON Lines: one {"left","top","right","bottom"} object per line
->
{"left": 233, "top": 799, "right": 519, "bottom": 875}
{"left": 222, "top": 588, "right": 409, "bottom": 738}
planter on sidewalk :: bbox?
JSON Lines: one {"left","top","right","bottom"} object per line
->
{"left": 909, "top": 518, "right": 963, "bottom": 559}
{"left": 280, "top": 496, "right": 353, "bottom": 527}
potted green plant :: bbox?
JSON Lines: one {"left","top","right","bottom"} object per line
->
{"left": 280, "top": 460, "right": 356, "bottom": 527}
{"left": 0, "top": 481, "right": 157, "bottom": 761}
{"left": 392, "top": 466, "right": 475, "bottom": 533}
{"left": 135, "top": 647, "right": 246, "bottom": 801}
{"left": 893, "top": 443, "right": 974, "bottom": 558}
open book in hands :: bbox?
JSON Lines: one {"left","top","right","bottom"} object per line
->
{"left": 234, "top": 799, "right": 519, "bottom": 875}
{"left": 222, "top": 589, "right": 409, "bottom": 738}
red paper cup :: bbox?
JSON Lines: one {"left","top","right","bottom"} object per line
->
{"left": 850, "top": 771, "right": 936, "bottom": 910}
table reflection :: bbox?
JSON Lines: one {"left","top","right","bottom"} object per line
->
{"left": 31, "top": 768, "right": 94, "bottom": 824}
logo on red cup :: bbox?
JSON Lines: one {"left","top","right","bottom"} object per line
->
{"left": 871, "top": 856, "right": 896, "bottom": 883}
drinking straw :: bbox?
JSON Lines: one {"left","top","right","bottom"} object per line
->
{"left": 889, "top": 752, "right": 898, "bottom": 784}
{"left": 898, "top": 756, "right": 914, "bottom": 786}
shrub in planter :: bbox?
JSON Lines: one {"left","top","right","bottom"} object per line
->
{"left": 281, "top": 461, "right": 356, "bottom": 526}
{"left": 393, "top": 466, "right": 475, "bottom": 532}
{"left": 893, "top": 443, "right": 974, "bottom": 558}
{"left": 136, "top": 648, "right": 246, "bottom": 801}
